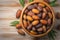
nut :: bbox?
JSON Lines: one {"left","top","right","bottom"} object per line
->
{"left": 32, "top": 20, "right": 39, "bottom": 25}
{"left": 16, "top": 24, "right": 22, "bottom": 29}
{"left": 32, "top": 15, "right": 39, "bottom": 19}
{"left": 27, "top": 16, "right": 33, "bottom": 21}
{"left": 18, "top": 29, "right": 25, "bottom": 35}
{"left": 42, "top": 12, "right": 46, "bottom": 19}
{"left": 42, "top": 26, "right": 46, "bottom": 32}
{"left": 30, "top": 31, "right": 37, "bottom": 35}
{"left": 32, "top": 8, "right": 39, "bottom": 14}
{"left": 48, "top": 12, "right": 52, "bottom": 19}
{"left": 23, "top": 20, "right": 27, "bottom": 28}
{"left": 16, "top": 9, "right": 22, "bottom": 18}
{"left": 23, "top": 14, "right": 27, "bottom": 19}
{"left": 40, "top": 20, "right": 47, "bottom": 24}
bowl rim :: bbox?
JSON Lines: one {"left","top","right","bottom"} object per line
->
{"left": 20, "top": 1, "right": 55, "bottom": 37}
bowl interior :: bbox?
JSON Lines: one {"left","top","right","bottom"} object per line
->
{"left": 20, "top": 1, "right": 55, "bottom": 37}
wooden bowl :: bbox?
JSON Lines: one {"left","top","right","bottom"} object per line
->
{"left": 20, "top": 1, "right": 55, "bottom": 37}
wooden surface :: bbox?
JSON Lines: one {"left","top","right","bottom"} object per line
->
{"left": 0, "top": 0, "right": 60, "bottom": 40}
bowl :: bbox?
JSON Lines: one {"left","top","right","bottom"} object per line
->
{"left": 20, "top": 1, "right": 55, "bottom": 37}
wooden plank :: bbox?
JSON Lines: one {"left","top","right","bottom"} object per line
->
{"left": 0, "top": 20, "right": 19, "bottom": 27}
{"left": 0, "top": 0, "right": 20, "bottom": 7}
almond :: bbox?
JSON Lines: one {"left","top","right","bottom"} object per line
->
{"left": 16, "top": 9, "right": 22, "bottom": 18}
{"left": 40, "top": 20, "right": 47, "bottom": 24}
{"left": 32, "top": 9, "right": 39, "bottom": 14}
{"left": 27, "top": 16, "right": 33, "bottom": 21}
{"left": 32, "top": 20, "right": 39, "bottom": 25}
{"left": 32, "top": 15, "right": 39, "bottom": 19}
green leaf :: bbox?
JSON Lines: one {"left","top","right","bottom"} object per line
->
{"left": 48, "top": 30, "right": 57, "bottom": 40}
{"left": 10, "top": 21, "right": 19, "bottom": 26}
{"left": 19, "top": 0, "right": 25, "bottom": 7}
{"left": 50, "top": 0, "right": 57, "bottom": 3}
{"left": 29, "top": 0, "right": 34, "bottom": 3}
{"left": 50, "top": 2, "right": 56, "bottom": 7}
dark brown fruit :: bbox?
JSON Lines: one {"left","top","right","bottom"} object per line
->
{"left": 36, "top": 24, "right": 42, "bottom": 28}
{"left": 32, "top": 27, "right": 36, "bottom": 31}
{"left": 32, "top": 20, "right": 39, "bottom": 25}
{"left": 28, "top": 5, "right": 35, "bottom": 10}
{"left": 47, "top": 19, "right": 51, "bottom": 25}
{"left": 27, "top": 11, "right": 34, "bottom": 16}
{"left": 48, "top": 12, "right": 52, "bottom": 19}
{"left": 37, "top": 28, "right": 43, "bottom": 32}
{"left": 40, "top": 20, "right": 47, "bottom": 24}
{"left": 23, "top": 20, "right": 28, "bottom": 28}
{"left": 55, "top": 12, "right": 60, "bottom": 19}
{"left": 24, "top": 9, "right": 28, "bottom": 13}
{"left": 16, "top": 9, "right": 22, "bottom": 18}
{"left": 46, "top": 7, "right": 50, "bottom": 12}
{"left": 37, "top": 6, "right": 43, "bottom": 11}
{"left": 42, "top": 26, "right": 46, "bottom": 32}
{"left": 23, "top": 14, "right": 27, "bottom": 19}
{"left": 17, "top": 29, "right": 25, "bottom": 35}
{"left": 27, "top": 24, "right": 32, "bottom": 30}
{"left": 43, "top": 8, "right": 47, "bottom": 13}
{"left": 56, "top": 24, "right": 60, "bottom": 30}
{"left": 16, "top": 24, "right": 22, "bottom": 29}
{"left": 32, "top": 15, "right": 39, "bottom": 20}
{"left": 37, "top": 13, "right": 42, "bottom": 18}
{"left": 30, "top": 31, "right": 37, "bottom": 35}
{"left": 42, "top": 12, "right": 46, "bottom": 19}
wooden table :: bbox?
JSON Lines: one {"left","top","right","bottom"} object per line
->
{"left": 0, "top": 0, "right": 60, "bottom": 40}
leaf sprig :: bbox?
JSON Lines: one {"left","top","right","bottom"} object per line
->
{"left": 48, "top": 29, "right": 57, "bottom": 40}
{"left": 29, "top": 0, "right": 34, "bottom": 3}
{"left": 10, "top": 21, "right": 19, "bottom": 26}
{"left": 19, "top": 0, "right": 25, "bottom": 7}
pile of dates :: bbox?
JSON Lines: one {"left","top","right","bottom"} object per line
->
{"left": 22, "top": 2, "right": 53, "bottom": 35}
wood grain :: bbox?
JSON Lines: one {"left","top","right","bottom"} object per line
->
{"left": 0, "top": 0, "right": 60, "bottom": 40}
